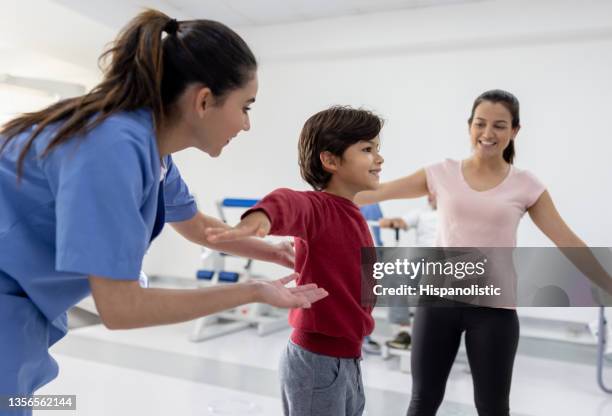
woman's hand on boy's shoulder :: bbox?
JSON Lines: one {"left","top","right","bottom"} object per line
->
{"left": 205, "top": 210, "right": 271, "bottom": 242}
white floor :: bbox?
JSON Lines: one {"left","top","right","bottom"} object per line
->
{"left": 39, "top": 354, "right": 283, "bottom": 416}
{"left": 38, "top": 321, "right": 612, "bottom": 416}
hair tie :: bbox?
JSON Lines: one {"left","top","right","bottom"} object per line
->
{"left": 164, "top": 18, "right": 179, "bottom": 35}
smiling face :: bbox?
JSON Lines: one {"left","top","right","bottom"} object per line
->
{"left": 468, "top": 100, "right": 519, "bottom": 161}
{"left": 326, "top": 136, "right": 384, "bottom": 193}
{"left": 192, "top": 75, "right": 258, "bottom": 157}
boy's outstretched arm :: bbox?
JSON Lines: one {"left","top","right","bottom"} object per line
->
{"left": 205, "top": 188, "right": 317, "bottom": 243}
{"left": 206, "top": 211, "right": 272, "bottom": 242}
{"left": 172, "top": 211, "right": 293, "bottom": 268}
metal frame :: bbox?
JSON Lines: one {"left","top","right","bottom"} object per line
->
{"left": 597, "top": 306, "right": 612, "bottom": 393}
{"left": 190, "top": 198, "right": 288, "bottom": 342}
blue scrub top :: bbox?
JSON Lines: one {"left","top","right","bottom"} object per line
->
{"left": 0, "top": 109, "right": 197, "bottom": 395}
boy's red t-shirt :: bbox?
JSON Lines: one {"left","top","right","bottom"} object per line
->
{"left": 244, "top": 188, "right": 375, "bottom": 358}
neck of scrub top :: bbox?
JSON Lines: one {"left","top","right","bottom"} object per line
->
{"left": 160, "top": 158, "right": 167, "bottom": 182}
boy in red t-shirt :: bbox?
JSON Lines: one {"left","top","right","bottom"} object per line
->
{"left": 207, "top": 106, "right": 384, "bottom": 416}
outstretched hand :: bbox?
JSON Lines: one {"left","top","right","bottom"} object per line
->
{"left": 274, "top": 240, "right": 295, "bottom": 269}
{"left": 206, "top": 211, "right": 271, "bottom": 243}
{"left": 253, "top": 273, "right": 328, "bottom": 309}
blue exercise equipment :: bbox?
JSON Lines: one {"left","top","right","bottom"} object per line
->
{"left": 190, "top": 198, "right": 288, "bottom": 342}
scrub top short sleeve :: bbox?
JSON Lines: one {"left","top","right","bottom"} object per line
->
{"left": 53, "top": 137, "right": 150, "bottom": 280}
{"left": 163, "top": 156, "right": 198, "bottom": 223}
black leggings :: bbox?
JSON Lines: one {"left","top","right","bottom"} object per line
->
{"left": 407, "top": 304, "right": 519, "bottom": 416}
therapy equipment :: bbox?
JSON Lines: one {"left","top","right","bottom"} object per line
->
{"left": 594, "top": 306, "right": 611, "bottom": 393}
{"left": 189, "top": 198, "right": 289, "bottom": 342}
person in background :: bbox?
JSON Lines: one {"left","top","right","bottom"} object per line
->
{"left": 379, "top": 193, "right": 438, "bottom": 350}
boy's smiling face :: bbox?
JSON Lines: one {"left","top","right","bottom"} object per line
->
{"left": 322, "top": 136, "right": 384, "bottom": 195}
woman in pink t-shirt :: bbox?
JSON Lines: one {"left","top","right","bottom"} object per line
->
{"left": 356, "top": 89, "right": 612, "bottom": 416}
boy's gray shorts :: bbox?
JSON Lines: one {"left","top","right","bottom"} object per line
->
{"left": 279, "top": 340, "right": 365, "bottom": 416}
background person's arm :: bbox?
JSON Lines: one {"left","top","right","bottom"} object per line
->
{"left": 528, "top": 190, "right": 612, "bottom": 294}
{"left": 354, "top": 168, "right": 428, "bottom": 206}
{"left": 379, "top": 217, "right": 409, "bottom": 230}
{"left": 89, "top": 273, "right": 327, "bottom": 330}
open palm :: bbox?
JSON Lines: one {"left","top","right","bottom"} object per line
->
{"left": 256, "top": 273, "right": 328, "bottom": 308}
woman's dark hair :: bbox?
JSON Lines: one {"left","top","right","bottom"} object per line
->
{"left": 468, "top": 89, "right": 520, "bottom": 164}
{"left": 298, "top": 106, "right": 383, "bottom": 191}
{"left": 0, "top": 9, "right": 257, "bottom": 178}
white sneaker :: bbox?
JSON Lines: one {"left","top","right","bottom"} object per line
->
{"left": 362, "top": 337, "right": 382, "bottom": 355}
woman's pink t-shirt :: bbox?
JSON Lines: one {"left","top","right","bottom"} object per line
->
{"left": 425, "top": 159, "right": 546, "bottom": 248}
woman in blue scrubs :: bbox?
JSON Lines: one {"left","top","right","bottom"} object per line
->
{"left": 0, "top": 9, "right": 328, "bottom": 405}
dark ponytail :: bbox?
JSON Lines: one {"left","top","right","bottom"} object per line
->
{"left": 1, "top": 9, "right": 257, "bottom": 178}
{"left": 503, "top": 140, "right": 515, "bottom": 165}
{"left": 468, "top": 89, "right": 520, "bottom": 164}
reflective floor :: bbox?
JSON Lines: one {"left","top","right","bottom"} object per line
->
{"left": 38, "top": 317, "right": 612, "bottom": 416}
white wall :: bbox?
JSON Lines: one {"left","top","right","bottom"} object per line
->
{"left": 0, "top": 1, "right": 109, "bottom": 126}
{"left": 0, "top": 0, "right": 114, "bottom": 70}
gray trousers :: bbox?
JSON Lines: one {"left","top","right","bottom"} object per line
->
{"left": 279, "top": 340, "right": 365, "bottom": 416}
